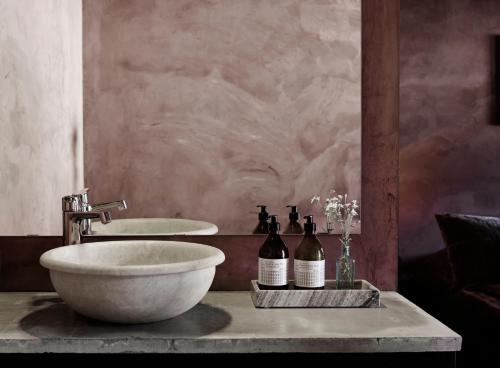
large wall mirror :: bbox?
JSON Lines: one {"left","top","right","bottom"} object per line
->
{"left": 84, "top": 0, "right": 361, "bottom": 234}
{"left": 1, "top": 0, "right": 361, "bottom": 236}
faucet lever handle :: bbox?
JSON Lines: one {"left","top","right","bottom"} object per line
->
{"left": 62, "top": 195, "right": 81, "bottom": 212}
{"left": 75, "top": 188, "right": 90, "bottom": 207}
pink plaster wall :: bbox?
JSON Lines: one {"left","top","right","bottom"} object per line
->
{"left": 400, "top": 0, "right": 500, "bottom": 261}
{"left": 83, "top": 0, "right": 361, "bottom": 234}
{"left": 0, "top": 0, "right": 399, "bottom": 292}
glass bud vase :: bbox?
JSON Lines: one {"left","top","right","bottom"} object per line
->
{"left": 336, "top": 239, "right": 355, "bottom": 289}
{"left": 326, "top": 221, "right": 334, "bottom": 234}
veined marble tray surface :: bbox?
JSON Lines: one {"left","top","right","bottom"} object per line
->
{"left": 251, "top": 280, "right": 380, "bottom": 308}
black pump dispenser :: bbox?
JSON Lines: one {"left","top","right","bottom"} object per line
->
{"left": 253, "top": 205, "right": 270, "bottom": 234}
{"left": 303, "top": 215, "right": 316, "bottom": 233}
{"left": 283, "top": 205, "right": 304, "bottom": 234}
{"left": 269, "top": 215, "right": 280, "bottom": 233}
{"left": 287, "top": 206, "right": 299, "bottom": 221}
{"left": 257, "top": 205, "right": 269, "bottom": 221}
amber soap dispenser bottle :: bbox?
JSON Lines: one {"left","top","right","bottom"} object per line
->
{"left": 294, "top": 215, "right": 325, "bottom": 289}
{"left": 258, "top": 215, "right": 289, "bottom": 290}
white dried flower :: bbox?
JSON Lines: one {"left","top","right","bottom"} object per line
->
{"left": 311, "top": 196, "right": 320, "bottom": 204}
{"left": 311, "top": 189, "right": 360, "bottom": 241}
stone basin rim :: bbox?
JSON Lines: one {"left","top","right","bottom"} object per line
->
{"left": 39, "top": 240, "right": 225, "bottom": 277}
{"left": 90, "top": 218, "right": 219, "bottom": 236}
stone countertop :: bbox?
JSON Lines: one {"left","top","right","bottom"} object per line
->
{"left": 0, "top": 292, "right": 461, "bottom": 353}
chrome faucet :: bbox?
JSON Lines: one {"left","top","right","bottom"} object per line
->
{"left": 62, "top": 189, "right": 128, "bottom": 245}
{"left": 62, "top": 195, "right": 111, "bottom": 245}
{"left": 75, "top": 188, "right": 127, "bottom": 236}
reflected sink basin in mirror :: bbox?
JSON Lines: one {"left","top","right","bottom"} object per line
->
{"left": 39, "top": 241, "right": 225, "bottom": 324}
{"left": 90, "top": 218, "right": 218, "bottom": 236}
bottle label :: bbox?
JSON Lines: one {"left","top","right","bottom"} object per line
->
{"left": 294, "top": 259, "right": 325, "bottom": 288}
{"left": 258, "top": 258, "right": 288, "bottom": 286}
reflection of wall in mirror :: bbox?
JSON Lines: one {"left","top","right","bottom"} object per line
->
{"left": 83, "top": 0, "right": 361, "bottom": 234}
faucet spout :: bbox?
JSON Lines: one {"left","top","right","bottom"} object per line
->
{"left": 69, "top": 211, "right": 112, "bottom": 222}
{"left": 91, "top": 200, "right": 127, "bottom": 212}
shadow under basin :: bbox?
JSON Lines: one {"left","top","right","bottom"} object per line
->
{"left": 20, "top": 297, "right": 232, "bottom": 339}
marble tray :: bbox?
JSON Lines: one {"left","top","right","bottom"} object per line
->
{"left": 250, "top": 280, "right": 380, "bottom": 308}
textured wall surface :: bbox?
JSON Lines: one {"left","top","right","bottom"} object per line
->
{"left": 0, "top": 0, "right": 399, "bottom": 291}
{"left": 0, "top": 0, "right": 83, "bottom": 235}
{"left": 83, "top": 0, "right": 361, "bottom": 234}
{"left": 361, "top": 0, "right": 399, "bottom": 287}
{"left": 400, "top": 0, "right": 500, "bottom": 260}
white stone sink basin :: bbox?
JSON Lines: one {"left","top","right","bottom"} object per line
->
{"left": 91, "top": 218, "right": 218, "bottom": 236}
{"left": 39, "top": 241, "right": 225, "bottom": 324}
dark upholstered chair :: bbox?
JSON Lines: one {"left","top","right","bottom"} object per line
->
{"left": 399, "top": 214, "right": 500, "bottom": 366}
